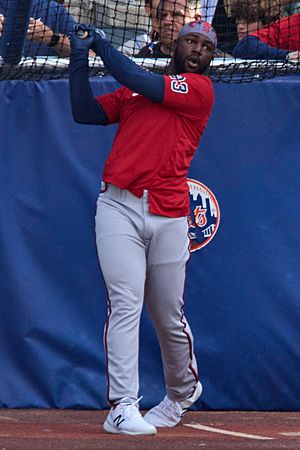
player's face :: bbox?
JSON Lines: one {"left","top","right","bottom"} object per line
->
{"left": 159, "top": 0, "right": 198, "bottom": 46}
{"left": 174, "top": 33, "right": 215, "bottom": 74}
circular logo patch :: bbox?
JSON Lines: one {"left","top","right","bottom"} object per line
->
{"left": 187, "top": 178, "right": 220, "bottom": 252}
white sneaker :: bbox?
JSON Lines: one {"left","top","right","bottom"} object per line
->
{"left": 143, "top": 382, "right": 202, "bottom": 427}
{"left": 103, "top": 397, "right": 157, "bottom": 435}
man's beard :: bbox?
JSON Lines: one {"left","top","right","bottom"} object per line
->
{"left": 173, "top": 47, "right": 210, "bottom": 75}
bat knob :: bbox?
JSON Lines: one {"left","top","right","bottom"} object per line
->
{"left": 76, "top": 29, "right": 89, "bottom": 39}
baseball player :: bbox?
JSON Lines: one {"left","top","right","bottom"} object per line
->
{"left": 69, "top": 19, "right": 216, "bottom": 435}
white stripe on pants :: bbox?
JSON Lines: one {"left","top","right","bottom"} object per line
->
{"left": 95, "top": 184, "right": 198, "bottom": 404}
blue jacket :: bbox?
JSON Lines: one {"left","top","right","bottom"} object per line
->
{"left": 232, "top": 35, "right": 288, "bottom": 61}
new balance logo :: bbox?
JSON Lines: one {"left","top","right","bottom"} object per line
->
{"left": 132, "top": 92, "right": 139, "bottom": 97}
{"left": 113, "top": 414, "right": 125, "bottom": 427}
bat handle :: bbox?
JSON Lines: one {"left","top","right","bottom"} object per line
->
{"left": 76, "top": 29, "right": 89, "bottom": 39}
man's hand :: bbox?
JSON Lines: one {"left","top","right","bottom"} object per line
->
{"left": 287, "top": 50, "right": 300, "bottom": 60}
{"left": 27, "top": 17, "right": 53, "bottom": 43}
{"left": 0, "top": 15, "right": 51, "bottom": 43}
{"left": 0, "top": 14, "right": 4, "bottom": 37}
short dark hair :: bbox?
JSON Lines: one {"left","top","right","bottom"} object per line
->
{"left": 230, "top": 0, "right": 280, "bottom": 25}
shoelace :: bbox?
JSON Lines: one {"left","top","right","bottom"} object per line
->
{"left": 118, "top": 396, "right": 143, "bottom": 419}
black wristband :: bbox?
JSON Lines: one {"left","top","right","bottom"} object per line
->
{"left": 49, "top": 32, "right": 60, "bottom": 47}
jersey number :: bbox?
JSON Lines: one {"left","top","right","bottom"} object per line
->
{"left": 170, "top": 78, "right": 188, "bottom": 94}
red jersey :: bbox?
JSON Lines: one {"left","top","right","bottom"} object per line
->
{"left": 96, "top": 73, "right": 214, "bottom": 218}
{"left": 251, "top": 13, "right": 300, "bottom": 51}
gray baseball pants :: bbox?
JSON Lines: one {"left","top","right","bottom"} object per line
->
{"left": 95, "top": 184, "right": 199, "bottom": 404}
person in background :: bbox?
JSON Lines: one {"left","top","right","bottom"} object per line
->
{"left": 136, "top": 0, "right": 231, "bottom": 58}
{"left": 121, "top": 0, "right": 219, "bottom": 57}
{"left": 230, "top": 0, "right": 280, "bottom": 42}
{"left": 0, "top": 0, "right": 76, "bottom": 57}
{"left": 232, "top": 10, "right": 300, "bottom": 60}
{"left": 212, "top": 0, "right": 285, "bottom": 56}
{"left": 119, "top": 0, "right": 160, "bottom": 56}
{"left": 136, "top": 0, "right": 201, "bottom": 58}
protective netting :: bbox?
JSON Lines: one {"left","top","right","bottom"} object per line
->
{"left": 0, "top": 0, "right": 300, "bottom": 81}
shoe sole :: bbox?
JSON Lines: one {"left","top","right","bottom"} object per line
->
{"left": 103, "top": 420, "right": 157, "bottom": 435}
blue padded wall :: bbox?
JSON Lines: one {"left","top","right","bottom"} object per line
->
{"left": 0, "top": 76, "right": 300, "bottom": 410}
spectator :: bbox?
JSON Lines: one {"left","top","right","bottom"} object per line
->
{"left": 119, "top": 0, "right": 160, "bottom": 56}
{"left": 230, "top": 0, "right": 280, "bottom": 42}
{"left": 0, "top": 0, "right": 76, "bottom": 57}
{"left": 213, "top": 0, "right": 282, "bottom": 56}
{"left": 232, "top": 11, "right": 300, "bottom": 60}
{"left": 121, "top": 0, "right": 218, "bottom": 56}
{"left": 136, "top": 0, "right": 201, "bottom": 58}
